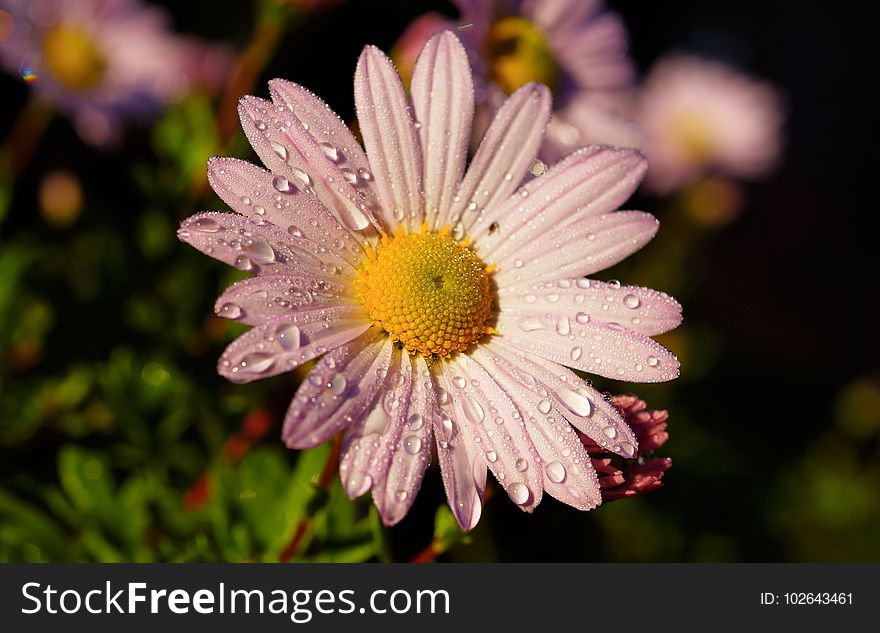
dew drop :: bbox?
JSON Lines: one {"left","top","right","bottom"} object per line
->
{"left": 462, "top": 395, "right": 485, "bottom": 423}
{"left": 647, "top": 355, "right": 659, "bottom": 367}
{"left": 575, "top": 312, "right": 590, "bottom": 324}
{"left": 403, "top": 435, "right": 422, "bottom": 455}
{"left": 319, "top": 142, "right": 340, "bottom": 162}
{"left": 328, "top": 373, "right": 347, "bottom": 395}
{"left": 234, "top": 255, "right": 254, "bottom": 271}
{"left": 270, "top": 141, "right": 288, "bottom": 161}
{"left": 246, "top": 238, "right": 276, "bottom": 264}
{"left": 240, "top": 352, "right": 274, "bottom": 374}
{"left": 407, "top": 413, "right": 424, "bottom": 430}
{"left": 556, "top": 316, "right": 571, "bottom": 336}
{"left": 452, "top": 376, "right": 467, "bottom": 389}
{"left": 603, "top": 426, "right": 618, "bottom": 439}
{"left": 608, "top": 279, "right": 621, "bottom": 289}
{"left": 537, "top": 399, "right": 552, "bottom": 414}
{"left": 515, "top": 458, "right": 528, "bottom": 472}
{"left": 348, "top": 471, "right": 372, "bottom": 497}
{"left": 192, "top": 217, "right": 221, "bottom": 232}
{"left": 276, "top": 323, "right": 301, "bottom": 351}
{"left": 545, "top": 461, "right": 566, "bottom": 483}
{"left": 291, "top": 167, "right": 312, "bottom": 186}
{"left": 516, "top": 317, "right": 544, "bottom": 332}
{"left": 218, "top": 302, "right": 242, "bottom": 320}
{"left": 485, "top": 450, "right": 498, "bottom": 463}
{"left": 623, "top": 293, "right": 641, "bottom": 309}
{"left": 570, "top": 347, "right": 583, "bottom": 361}
{"left": 272, "top": 175, "right": 296, "bottom": 194}
{"left": 508, "top": 482, "right": 531, "bottom": 505}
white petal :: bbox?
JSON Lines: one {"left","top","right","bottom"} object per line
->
{"left": 496, "top": 309, "right": 680, "bottom": 383}
{"left": 488, "top": 341, "right": 639, "bottom": 458}
{"left": 268, "top": 78, "right": 381, "bottom": 207}
{"left": 473, "top": 347, "right": 602, "bottom": 510}
{"left": 219, "top": 306, "right": 370, "bottom": 384}
{"left": 411, "top": 31, "right": 474, "bottom": 226}
{"left": 207, "top": 157, "right": 364, "bottom": 268}
{"left": 178, "top": 211, "right": 354, "bottom": 278}
{"left": 238, "top": 96, "right": 376, "bottom": 233}
{"left": 498, "top": 277, "right": 682, "bottom": 336}
{"left": 471, "top": 146, "right": 646, "bottom": 261}
{"left": 433, "top": 376, "right": 487, "bottom": 531}
{"left": 354, "top": 45, "right": 424, "bottom": 231}
{"left": 439, "top": 357, "right": 544, "bottom": 513}
{"left": 494, "top": 211, "right": 659, "bottom": 286}
{"left": 371, "top": 354, "right": 435, "bottom": 526}
{"left": 339, "top": 347, "right": 415, "bottom": 499}
{"left": 214, "top": 274, "right": 348, "bottom": 326}
{"left": 447, "top": 83, "right": 551, "bottom": 230}
{"left": 283, "top": 331, "right": 391, "bottom": 448}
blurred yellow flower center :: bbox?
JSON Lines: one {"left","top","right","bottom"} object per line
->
{"left": 42, "top": 25, "right": 106, "bottom": 91}
{"left": 355, "top": 224, "right": 495, "bottom": 359}
{"left": 487, "top": 16, "right": 559, "bottom": 94}
{"left": 669, "top": 110, "right": 716, "bottom": 162}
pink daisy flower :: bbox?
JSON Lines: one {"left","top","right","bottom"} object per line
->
{"left": 178, "top": 32, "right": 681, "bottom": 529}
{"left": 424, "top": 0, "right": 642, "bottom": 160}
{"left": 636, "top": 54, "right": 784, "bottom": 194}
{"left": 0, "top": 0, "right": 231, "bottom": 145}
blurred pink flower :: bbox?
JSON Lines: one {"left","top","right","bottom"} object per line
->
{"left": 178, "top": 32, "right": 681, "bottom": 529}
{"left": 395, "top": 0, "right": 641, "bottom": 161}
{"left": 637, "top": 54, "right": 784, "bottom": 194}
{"left": 581, "top": 394, "right": 672, "bottom": 500}
{"left": 0, "top": 0, "right": 232, "bottom": 145}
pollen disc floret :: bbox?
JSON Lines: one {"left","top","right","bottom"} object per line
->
{"left": 355, "top": 224, "right": 495, "bottom": 358}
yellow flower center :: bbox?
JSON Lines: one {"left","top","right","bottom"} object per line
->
{"left": 669, "top": 110, "right": 716, "bottom": 163}
{"left": 42, "top": 25, "right": 106, "bottom": 91}
{"left": 487, "top": 16, "right": 560, "bottom": 95}
{"left": 355, "top": 224, "right": 496, "bottom": 359}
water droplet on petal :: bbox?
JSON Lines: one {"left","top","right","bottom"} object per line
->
{"left": 462, "top": 395, "right": 485, "bottom": 423}
{"left": 319, "top": 142, "right": 340, "bottom": 162}
{"left": 240, "top": 352, "right": 274, "bottom": 374}
{"left": 348, "top": 471, "right": 372, "bottom": 497}
{"left": 403, "top": 435, "right": 422, "bottom": 455}
{"left": 545, "top": 461, "right": 566, "bottom": 483}
{"left": 452, "top": 376, "right": 466, "bottom": 389}
{"left": 407, "top": 413, "right": 423, "bottom": 430}
{"left": 517, "top": 317, "right": 544, "bottom": 332}
{"left": 272, "top": 175, "right": 296, "bottom": 194}
{"left": 234, "top": 255, "right": 254, "bottom": 271}
{"left": 647, "top": 355, "right": 659, "bottom": 367}
{"left": 603, "top": 426, "right": 617, "bottom": 439}
{"left": 570, "top": 347, "right": 583, "bottom": 361}
{"left": 537, "top": 399, "right": 552, "bottom": 414}
{"left": 556, "top": 316, "right": 571, "bottom": 336}
{"left": 328, "top": 373, "right": 347, "bottom": 395}
{"left": 270, "top": 141, "right": 288, "bottom": 161}
{"left": 515, "top": 458, "right": 528, "bottom": 472}
{"left": 575, "top": 312, "right": 590, "bottom": 324}
{"left": 508, "top": 482, "right": 531, "bottom": 505}
{"left": 192, "top": 217, "right": 221, "bottom": 232}
{"left": 245, "top": 238, "right": 276, "bottom": 264}
{"left": 276, "top": 323, "right": 301, "bottom": 350}
{"left": 218, "top": 302, "right": 242, "bottom": 320}
{"left": 485, "top": 450, "right": 498, "bottom": 463}
{"left": 608, "top": 279, "right": 621, "bottom": 289}
{"left": 623, "top": 293, "right": 640, "bottom": 309}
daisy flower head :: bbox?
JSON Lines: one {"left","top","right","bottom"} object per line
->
{"left": 446, "top": 0, "right": 641, "bottom": 160}
{"left": 637, "top": 54, "right": 784, "bottom": 194}
{"left": 0, "top": 0, "right": 231, "bottom": 145}
{"left": 178, "top": 31, "right": 682, "bottom": 529}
